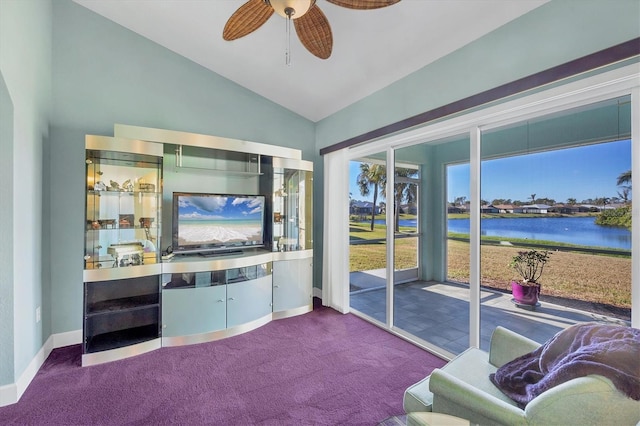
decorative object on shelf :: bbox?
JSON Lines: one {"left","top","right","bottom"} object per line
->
{"left": 122, "top": 179, "right": 134, "bottom": 192}
{"left": 109, "top": 180, "right": 120, "bottom": 191}
{"left": 140, "top": 217, "right": 155, "bottom": 241}
{"left": 98, "top": 219, "right": 115, "bottom": 229}
{"left": 119, "top": 214, "right": 134, "bottom": 228}
{"left": 107, "top": 242, "right": 144, "bottom": 267}
{"left": 94, "top": 181, "right": 107, "bottom": 191}
{"left": 223, "top": 0, "right": 400, "bottom": 63}
{"left": 509, "top": 249, "right": 551, "bottom": 308}
{"left": 139, "top": 217, "right": 154, "bottom": 228}
{"left": 139, "top": 182, "right": 155, "bottom": 192}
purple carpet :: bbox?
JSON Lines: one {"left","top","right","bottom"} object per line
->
{"left": 0, "top": 301, "right": 445, "bottom": 425}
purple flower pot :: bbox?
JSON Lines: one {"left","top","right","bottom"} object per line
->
{"left": 511, "top": 281, "right": 540, "bottom": 306}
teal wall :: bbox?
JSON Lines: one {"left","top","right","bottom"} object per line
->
{"left": 0, "top": 71, "right": 14, "bottom": 387}
{"left": 0, "top": 0, "right": 52, "bottom": 387}
{"left": 49, "top": 0, "right": 315, "bottom": 335}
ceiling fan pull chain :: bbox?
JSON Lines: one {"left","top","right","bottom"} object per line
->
{"left": 285, "top": 7, "right": 293, "bottom": 66}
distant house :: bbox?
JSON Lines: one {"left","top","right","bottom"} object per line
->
{"left": 550, "top": 204, "right": 578, "bottom": 214}
{"left": 481, "top": 204, "right": 499, "bottom": 214}
{"left": 578, "top": 204, "right": 601, "bottom": 212}
{"left": 493, "top": 204, "right": 515, "bottom": 213}
{"left": 351, "top": 201, "right": 378, "bottom": 215}
{"left": 522, "top": 204, "right": 551, "bottom": 214}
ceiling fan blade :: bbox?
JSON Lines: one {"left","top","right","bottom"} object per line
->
{"left": 326, "top": 0, "right": 400, "bottom": 9}
{"left": 223, "top": 0, "right": 274, "bottom": 41}
{"left": 294, "top": 5, "right": 333, "bottom": 59}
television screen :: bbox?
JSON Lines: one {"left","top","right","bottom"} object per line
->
{"left": 172, "top": 192, "right": 265, "bottom": 254}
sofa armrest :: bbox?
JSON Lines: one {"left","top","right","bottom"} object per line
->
{"left": 489, "top": 326, "right": 541, "bottom": 367}
{"left": 429, "top": 369, "right": 526, "bottom": 425}
{"left": 525, "top": 375, "right": 640, "bottom": 425}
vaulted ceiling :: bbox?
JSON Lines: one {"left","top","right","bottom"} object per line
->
{"left": 73, "top": 0, "right": 548, "bottom": 122}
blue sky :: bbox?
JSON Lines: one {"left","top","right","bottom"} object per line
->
{"left": 178, "top": 195, "right": 263, "bottom": 220}
{"left": 349, "top": 139, "right": 631, "bottom": 204}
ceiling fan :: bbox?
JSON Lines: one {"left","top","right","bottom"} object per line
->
{"left": 223, "top": 0, "right": 401, "bottom": 63}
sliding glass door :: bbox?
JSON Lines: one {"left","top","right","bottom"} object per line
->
{"left": 349, "top": 153, "right": 389, "bottom": 324}
{"left": 478, "top": 96, "right": 632, "bottom": 349}
{"left": 340, "top": 66, "right": 638, "bottom": 357}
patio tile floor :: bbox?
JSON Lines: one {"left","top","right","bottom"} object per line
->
{"left": 350, "top": 276, "right": 628, "bottom": 356}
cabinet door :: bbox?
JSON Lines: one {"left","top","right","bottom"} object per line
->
{"left": 272, "top": 258, "right": 313, "bottom": 312}
{"left": 162, "top": 285, "right": 227, "bottom": 337}
{"left": 226, "top": 276, "right": 272, "bottom": 328}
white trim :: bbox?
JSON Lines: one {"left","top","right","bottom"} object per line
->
{"left": 0, "top": 383, "right": 17, "bottom": 407}
{"left": 52, "top": 329, "right": 82, "bottom": 349}
{"left": 631, "top": 86, "right": 640, "bottom": 329}
{"left": 386, "top": 148, "right": 395, "bottom": 327}
{"left": 0, "top": 330, "right": 82, "bottom": 407}
{"left": 469, "top": 127, "right": 481, "bottom": 348}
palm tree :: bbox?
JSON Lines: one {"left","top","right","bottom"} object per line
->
{"left": 530, "top": 194, "right": 536, "bottom": 204}
{"left": 618, "top": 187, "right": 631, "bottom": 204}
{"left": 356, "top": 163, "right": 385, "bottom": 231}
{"left": 616, "top": 170, "right": 631, "bottom": 187}
{"left": 392, "top": 167, "right": 418, "bottom": 232}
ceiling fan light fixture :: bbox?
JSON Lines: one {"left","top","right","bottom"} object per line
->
{"left": 266, "top": 0, "right": 315, "bottom": 19}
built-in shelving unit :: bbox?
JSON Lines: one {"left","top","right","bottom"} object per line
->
{"left": 82, "top": 125, "right": 313, "bottom": 366}
{"left": 83, "top": 136, "right": 164, "bottom": 366}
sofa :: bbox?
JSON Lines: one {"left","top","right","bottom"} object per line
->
{"left": 403, "top": 325, "right": 640, "bottom": 426}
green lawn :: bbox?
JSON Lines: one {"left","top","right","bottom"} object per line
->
{"left": 349, "top": 221, "right": 631, "bottom": 309}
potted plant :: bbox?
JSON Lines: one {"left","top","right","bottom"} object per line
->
{"left": 509, "top": 249, "right": 551, "bottom": 308}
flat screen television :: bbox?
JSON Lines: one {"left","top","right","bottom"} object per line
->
{"left": 172, "top": 192, "right": 266, "bottom": 255}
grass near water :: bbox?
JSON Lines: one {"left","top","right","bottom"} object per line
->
{"left": 349, "top": 221, "right": 632, "bottom": 311}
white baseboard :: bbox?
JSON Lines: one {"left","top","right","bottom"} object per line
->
{"left": 313, "top": 286, "right": 322, "bottom": 300}
{"left": 0, "top": 382, "right": 17, "bottom": 407}
{"left": 0, "top": 329, "right": 81, "bottom": 407}
{"left": 53, "top": 329, "right": 82, "bottom": 348}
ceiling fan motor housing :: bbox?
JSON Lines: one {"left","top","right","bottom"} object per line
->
{"left": 265, "top": 0, "right": 316, "bottom": 19}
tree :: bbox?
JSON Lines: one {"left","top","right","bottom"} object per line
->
{"left": 530, "top": 194, "right": 536, "bottom": 204}
{"left": 356, "top": 163, "right": 385, "bottom": 231}
{"left": 618, "top": 187, "right": 631, "bottom": 204}
{"left": 392, "top": 168, "right": 418, "bottom": 231}
{"left": 616, "top": 170, "right": 631, "bottom": 187}
{"left": 566, "top": 198, "right": 577, "bottom": 205}
{"left": 454, "top": 196, "right": 467, "bottom": 206}
{"left": 356, "top": 163, "right": 419, "bottom": 232}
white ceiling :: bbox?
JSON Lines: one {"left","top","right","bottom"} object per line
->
{"left": 73, "top": 0, "right": 548, "bottom": 122}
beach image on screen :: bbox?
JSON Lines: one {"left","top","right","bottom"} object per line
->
{"left": 177, "top": 195, "right": 263, "bottom": 246}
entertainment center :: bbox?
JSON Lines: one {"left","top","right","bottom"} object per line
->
{"left": 82, "top": 125, "right": 313, "bottom": 366}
